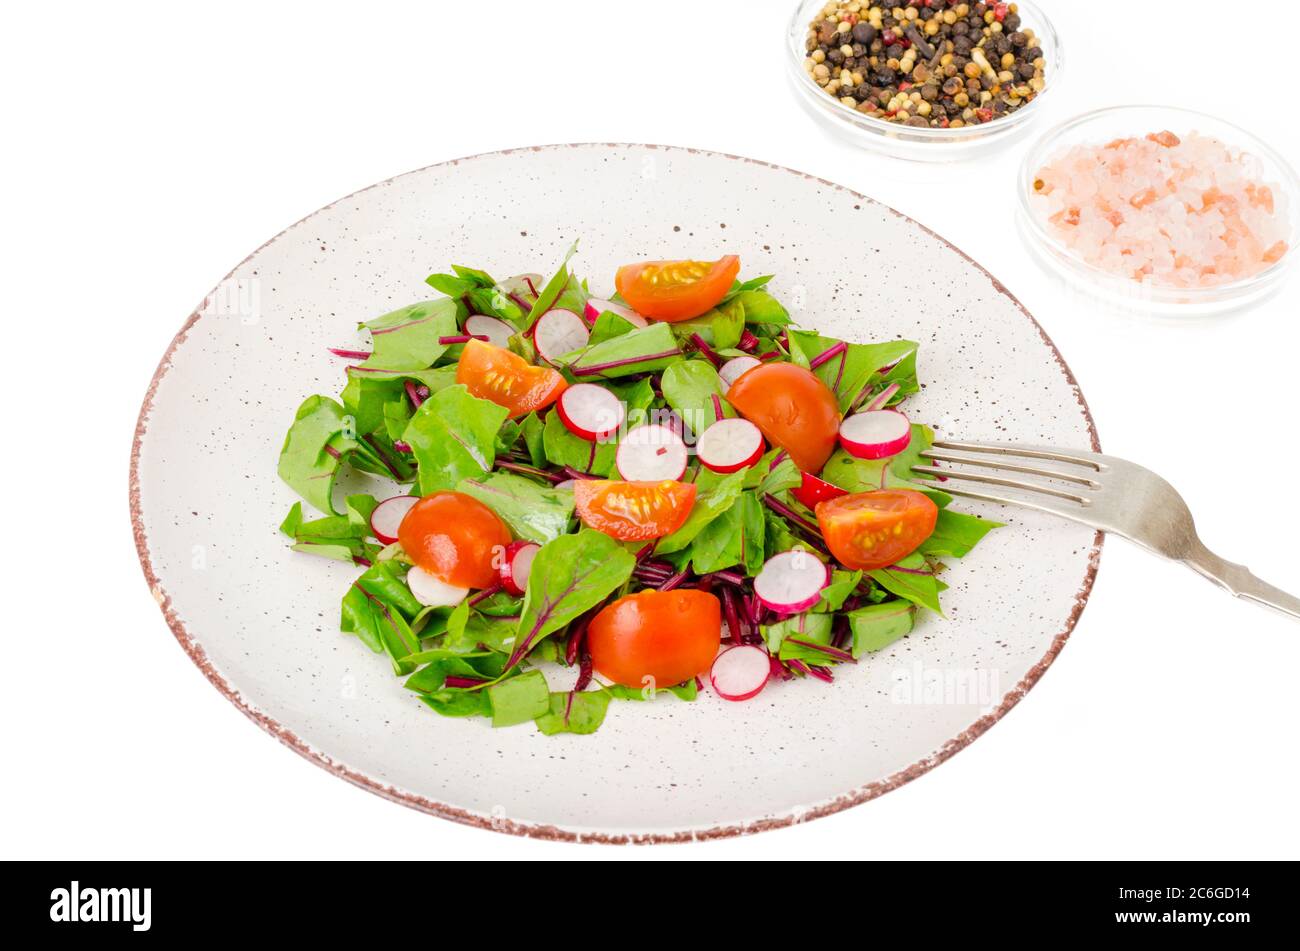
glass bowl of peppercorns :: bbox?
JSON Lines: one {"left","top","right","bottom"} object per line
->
{"left": 788, "top": 1, "right": 1062, "bottom": 162}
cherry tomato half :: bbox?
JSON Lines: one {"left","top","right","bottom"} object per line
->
{"left": 614, "top": 256, "right": 740, "bottom": 323}
{"left": 588, "top": 589, "right": 722, "bottom": 689}
{"left": 815, "top": 490, "right": 938, "bottom": 571}
{"left": 455, "top": 339, "right": 567, "bottom": 418}
{"left": 726, "top": 362, "right": 841, "bottom": 474}
{"left": 398, "top": 490, "right": 512, "bottom": 589}
{"left": 572, "top": 480, "right": 697, "bottom": 541}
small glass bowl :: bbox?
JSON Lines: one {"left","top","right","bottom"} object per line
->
{"left": 786, "top": 0, "right": 1063, "bottom": 163}
{"left": 1017, "top": 105, "right": 1300, "bottom": 318}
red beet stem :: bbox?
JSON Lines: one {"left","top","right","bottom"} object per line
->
{"left": 571, "top": 349, "right": 681, "bottom": 377}
{"left": 807, "top": 341, "right": 847, "bottom": 371}
{"left": 328, "top": 347, "right": 371, "bottom": 360}
{"left": 496, "top": 461, "right": 565, "bottom": 484}
{"left": 785, "top": 637, "right": 855, "bottom": 664}
{"left": 444, "top": 675, "right": 486, "bottom": 689}
{"left": 439, "top": 334, "right": 490, "bottom": 345}
{"left": 689, "top": 333, "right": 723, "bottom": 368}
{"left": 738, "top": 329, "right": 760, "bottom": 353}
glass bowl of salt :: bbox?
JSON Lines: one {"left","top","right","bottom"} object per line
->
{"left": 1017, "top": 104, "right": 1299, "bottom": 317}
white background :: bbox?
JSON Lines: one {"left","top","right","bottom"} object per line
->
{"left": 4, "top": 0, "right": 1297, "bottom": 860}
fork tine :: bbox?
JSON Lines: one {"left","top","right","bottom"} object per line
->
{"left": 920, "top": 482, "right": 1099, "bottom": 524}
{"left": 911, "top": 465, "right": 1093, "bottom": 505}
{"left": 931, "top": 440, "right": 1105, "bottom": 472}
{"left": 921, "top": 450, "right": 1102, "bottom": 488}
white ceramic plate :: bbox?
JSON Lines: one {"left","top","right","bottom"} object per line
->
{"left": 131, "top": 144, "right": 1101, "bottom": 843}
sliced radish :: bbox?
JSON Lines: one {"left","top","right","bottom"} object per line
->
{"left": 464, "top": 314, "right": 514, "bottom": 349}
{"left": 753, "top": 550, "right": 830, "bottom": 615}
{"left": 791, "top": 472, "right": 848, "bottom": 510}
{"left": 370, "top": 495, "right": 419, "bottom": 545}
{"left": 710, "top": 645, "right": 772, "bottom": 702}
{"left": 616, "top": 424, "right": 688, "bottom": 481}
{"left": 557, "top": 383, "right": 625, "bottom": 441}
{"left": 554, "top": 479, "right": 577, "bottom": 491}
{"left": 584, "top": 297, "right": 648, "bottom": 329}
{"left": 406, "top": 565, "right": 469, "bottom": 608}
{"left": 696, "top": 418, "right": 764, "bottom": 473}
{"left": 534, "top": 308, "right": 589, "bottom": 364}
{"left": 499, "top": 540, "right": 540, "bottom": 596}
{"left": 838, "top": 410, "right": 912, "bottom": 460}
{"left": 719, "top": 356, "right": 761, "bottom": 388}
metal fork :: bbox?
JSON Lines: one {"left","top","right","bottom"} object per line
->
{"left": 912, "top": 440, "right": 1300, "bottom": 621}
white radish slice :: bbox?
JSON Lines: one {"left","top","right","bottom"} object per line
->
{"left": 534, "top": 308, "right": 590, "bottom": 364}
{"left": 499, "top": 540, "right": 540, "bottom": 596}
{"left": 719, "top": 356, "right": 761, "bottom": 388}
{"left": 557, "top": 383, "right": 626, "bottom": 440}
{"left": 710, "top": 645, "right": 772, "bottom": 702}
{"left": 753, "top": 550, "right": 830, "bottom": 614}
{"left": 584, "top": 297, "right": 648, "bottom": 329}
{"left": 838, "top": 410, "right": 912, "bottom": 460}
{"left": 370, "top": 495, "right": 419, "bottom": 545}
{"left": 616, "top": 424, "right": 688, "bottom": 481}
{"left": 464, "top": 314, "right": 514, "bottom": 349}
{"left": 406, "top": 565, "right": 469, "bottom": 608}
{"left": 554, "top": 479, "right": 577, "bottom": 491}
{"left": 696, "top": 418, "right": 764, "bottom": 473}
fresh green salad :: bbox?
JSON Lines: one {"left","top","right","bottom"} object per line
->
{"left": 277, "top": 245, "right": 998, "bottom": 735}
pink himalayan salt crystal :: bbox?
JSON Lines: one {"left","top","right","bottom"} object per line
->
{"left": 1030, "top": 131, "right": 1291, "bottom": 288}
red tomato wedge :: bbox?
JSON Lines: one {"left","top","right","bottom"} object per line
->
{"left": 614, "top": 256, "right": 740, "bottom": 322}
{"left": 572, "top": 480, "right": 697, "bottom": 541}
{"left": 727, "top": 362, "right": 841, "bottom": 474}
{"left": 398, "top": 490, "right": 512, "bottom": 589}
{"left": 455, "top": 339, "right": 567, "bottom": 418}
{"left": 588, "top": 589, "right": 722, "bottom": 689}
{"left": 791, "top": 471, "right": 848, "bottom": 509}
{"left": 815, "top": 490, "right": 938, "bottom": 571}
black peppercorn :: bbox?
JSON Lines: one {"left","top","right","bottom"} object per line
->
{"left": 1018, "top": 62, "right": 1035, "bottom": 80}
{"left": 1003, "top": 12, "right": 1021, "bottom": 32}
{"left": 828, "top": 48, "right": 845, "bottom": 65}
{"left": 874, "top": 67, "right": 896, "bottom": 85}
{"left": 851, "top": 22, "right": 877, "bottom": 45}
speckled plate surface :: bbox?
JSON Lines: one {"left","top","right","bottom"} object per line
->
{"left": 131, "top": 144, "right": 1101, "bottom": 843}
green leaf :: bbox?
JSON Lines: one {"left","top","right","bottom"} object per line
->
{"left": 357, "top": 299, "right": 461, "bottom": 373}
{"left": 603, "top": 679, "right": 698, "bottom": 702}
{"left": 867, "top": 554, "right": 944, "bottom": 615}
{"left": 566, "top": 322, "right": 681, "bottom": 380}
{"left": 418, "top": 689, "right": 492, "bottom": 718}
{"left": 277, "top": 395, "right": 359, "bottom": 515}
{"left": 813, "top": 569, "right": 862, "bottom": 613}
{"left": 669, "top": 297, "right": 744, "bottom": 350}
{"left": 341, "top": 561, "right": 423, "bottom": 672}
{"left": 488, "top": 669, "right": 552, "bottom": 727}
{"left": 521, "top": 412, "right": 546, "bottom": 467}
{"left": 404, "top": 651, "right": 497, "bottom": 693}
{"left": 660, "top": 359, "right": 733, "bottom": 436}
{"left": 762, "top": 612, "right": 833, "bottom": 658}
{"left": 820, "top": 424, "right": 950, "bottom": 506}
{"left": 746, "top": 447, "right": 802, "bottom": 495}
{"left": 402, "top": 384, "right": 509, "bottom": 494}
{"left": 787, "top": 333, "right": 916, "bottom": 412}
{"left": 535, "top": 690, "right": 613, "bottom": 735}
{"left": 688, "top": 490, "right": 765, "bottom": 575}
{"left": 513, "top": 529, "right": 636, "bottom": 660}
{"left": 731, "top": 287, "right": 789, "bottom": 326}
{"left": 456, "top": 472, "right": 576, "bottom": 544}
{"left": 525, "top": 240, "right": 582, "bottom": 326}
{"left": 848, "top": 601, "right": 916, "bottom": 656}
{"left": 279, "top": 502, "right": 304, "bottom": 537}
{"left": 587, "top": 309, "right": 638, "bottom": 346}
{"left": 542, "top": 408, "right": 616, "bottom": 475}
{"left": 286, "top": 494, "right": 379, "bottom": 562}
{"left": 919, "top": 509, "right": 1002, "bottom": 558}
{"left": 656, "top": 470, "right": 746, "bottom": 555}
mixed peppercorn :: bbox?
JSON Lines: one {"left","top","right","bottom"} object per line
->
{"left": 803, "top": 1, "right": 1047, "bottom": 128}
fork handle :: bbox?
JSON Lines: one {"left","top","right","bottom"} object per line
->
{"left": 1183, "top": 541, "right": 1300, "bottom": 621}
